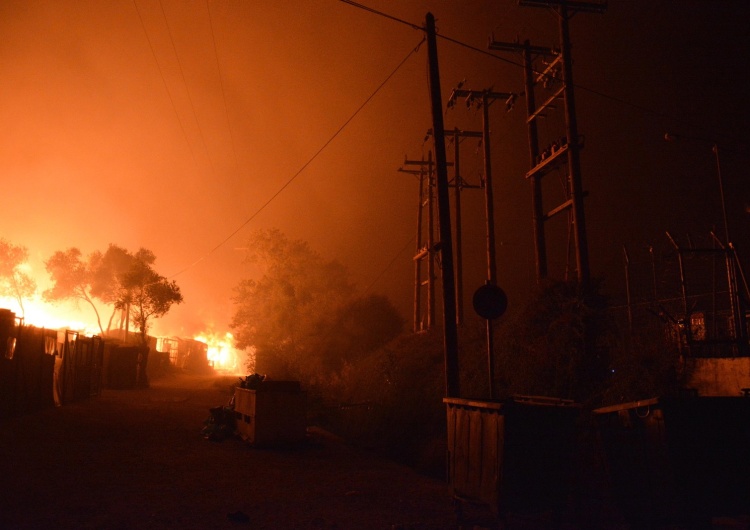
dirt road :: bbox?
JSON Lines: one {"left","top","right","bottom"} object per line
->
{"left": 4, "top": 372, "right": 749, "bottom": 530}
{"left": 0, "top": 373, "right": 456, "bottom": 530}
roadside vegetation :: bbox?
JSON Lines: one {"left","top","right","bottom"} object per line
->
{"left": 230, "top": 229, "right": 684, "bottom": 475}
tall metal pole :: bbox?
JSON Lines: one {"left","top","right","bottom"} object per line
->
{"left": 665, "top": 134, "right": 746, "bottom": 352}
{"left": 426, "top": 12, "right": 460, "bottom": 398}
{"left": 667, "top": 232, "right": 693, "bottom": 356}
{"left": 623, "top": 246, "right": 633, "bottom": 336}
{"left": 713, "top": 144, "right": 730, "bottom": 246}
{"left": 710, "top": 142, "right": 739, "bottom": 351}
{"left": 713, "top": 144, "right": 745, "bottom": 356}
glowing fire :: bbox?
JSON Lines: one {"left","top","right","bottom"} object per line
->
{"left": 0, "top": 294, "right": 100, "bottom": 335}
{"left": 0, "top": 259, "right": 101, "bottom": 334}
{"left": 2, "top": 261, "right": 248, "bottom": 373}
{"left": 194, "top": 331, "right": 248, "bottom": 374}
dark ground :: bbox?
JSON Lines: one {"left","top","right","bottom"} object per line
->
{"left": 0, "top": 372, "right": 748, "bottom": 530}
{"left": 0, "top": 373, "right": 456, "bottom": 530}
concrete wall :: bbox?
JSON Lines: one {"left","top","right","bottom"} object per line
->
{"left": 685, "top": 357, "right": 750, "bottom": 396}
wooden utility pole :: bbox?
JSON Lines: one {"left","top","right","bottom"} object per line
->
{"left": 488, "top": 39, "right": 556, "bottom": 281}
{"left": 426, "top": 128, "right": 483, "bottom": 326}
{"left": 453, "top": 130, "right": 463, "bottom": 326}
{"left": 557, "top": 0, "right": 590, "bottom": 287}
{"left": 412, "top": 158, "right": 426, "bottom": 332}
{"left": 425, "top": 12, "right": 460, "bottom": 398}
{"left": 449, "top": 128, "right": 483, "bottom": 325}
{"left": 400, "top": 154, "right": 439, "bottom": 332}
{"left": 402, "top": 135, "right": 479, "bottom": 330}
{"left": 447, "top": 88, "right": 514, "bottom": 289}
{"left": 447, "top": 87, "right": 514, "bottom": 399}
{"left": 491, "top": 0, "right": 605, "bottom": 287}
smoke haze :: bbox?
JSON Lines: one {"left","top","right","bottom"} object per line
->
{"left": 1, "top": 1, "right": 748, "bottom": 339}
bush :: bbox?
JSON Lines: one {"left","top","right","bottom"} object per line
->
{"left": 494, "top": 279, "right": 613, "bottom": 405}
{"left": 311, "top": 279, "right": 683, "bottom": 473}
{"left": 320, "top": 320, "right": 489, "bottom": 476}
{"left": 599, "top": 326, "right": 683, "bottom": 405}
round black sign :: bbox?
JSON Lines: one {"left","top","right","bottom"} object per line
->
{"left": 472, "top": 283, "right": 508, "bottom": 320}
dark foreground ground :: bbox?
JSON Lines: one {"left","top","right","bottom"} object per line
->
{"left": 0, "top": 372, "right": 459, "bottom": 530}
{"left": 0, "top": 372, "right": 748, "bottom": 530}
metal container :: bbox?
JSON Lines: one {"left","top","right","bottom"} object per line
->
{"left": 234, "top": 381, "right": 306, "bottom": 446}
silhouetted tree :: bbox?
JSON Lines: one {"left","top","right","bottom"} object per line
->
{"left": 231, "top": 229, "right": 402, "bottom": 389}
{"left": 0, "top": 238, "right": 37, "bottom": 318}
{"left": 45, "top": 245, "right": 180, "bottom": 340}
{"left": 45, "top": 247, "right": 100, "bottom": 328}
{"left": 45, "top": 245, "right": 136, "bottom": 335}
{"left": 115, "top": 249, "right": 183, "bottom": 347}
{"left": 89, "top": 244, "right": 138, "bottom": 331}
{"left": 314, "top": 294, "right": 404, "bottom": 372}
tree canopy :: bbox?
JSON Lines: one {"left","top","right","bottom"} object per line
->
{"left": 45, "top": 245, "right": 134, "bottom": 334}
{"left": 230, "top": 229, "right": 403, "bottom": 385}
{"left": 0, "top": 238, "right": 37, "bottom": 318}
{"left": 45, "top": 244, "right": 181, "bottom": 340}
{"left": 117, "top": 249, "right": 182, "bottom": 346}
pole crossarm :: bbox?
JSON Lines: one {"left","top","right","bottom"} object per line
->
{"left": 397, "top": 168, "right": 423, "bottom": 176}
{"left": 488, "top": 38, "right": 557, "bottom": 58}
{"left": 518, "top": 0, "right": 607, "bottom": 14}
{"left": 447, "top": 88, "right": 517, "bottom": 110}
{"left": 402, "top": 158, "right": 453, "bottom": 167}
{"left": 426, "top": 128, "right": 483, "bottom": 139}
{"left": 398, "top": 167, "right": 480, "bottom": 188}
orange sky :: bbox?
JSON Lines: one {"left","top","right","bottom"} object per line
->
{"left": 1, "top": 1, "right": 748, "bottom": 339}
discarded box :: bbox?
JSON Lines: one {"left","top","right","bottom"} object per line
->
{"left": 234, "top": 381, "right": 306, "bottom": 446}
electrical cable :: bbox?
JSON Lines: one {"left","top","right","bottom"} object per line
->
{"left": 158, "top": 0, "right": 217, "bottom": 176}
{"left": 339, "top": 0, "right": 735, "bottom": 141}
{"left": 362, "top": 234, "right": 415, "bottom": 293}
{"left": 132, "top": 0, "right": 202, "bottom": 170}
{"left": 166, "top": 38, "right": 425, "bottom": 280}
{"left": 338, "top": 0, "right": 422, "bottom": 31}
{"left": 206, "top": 0, "right": 241, "bottom": 175}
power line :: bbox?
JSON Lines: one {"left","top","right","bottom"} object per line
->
{"left": 166, "top": 38, "right": 425, "bottom": 280}
{"left": 158, "top": 0, "right": 217, "bottom": 176}
{"left": 339, "top": 0, "right": 729, "bottom": 139}
{"left": 363, "top": 235, "right": 415, "bottom": 294}
{"left": 132, "top": 0, "right": 202, "bottom": 170}
{"left": 339, "top": 0, "right": 422, "bottom": 30}
{"left": 206, "top": 0, "right": 241, "bottom": 175}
